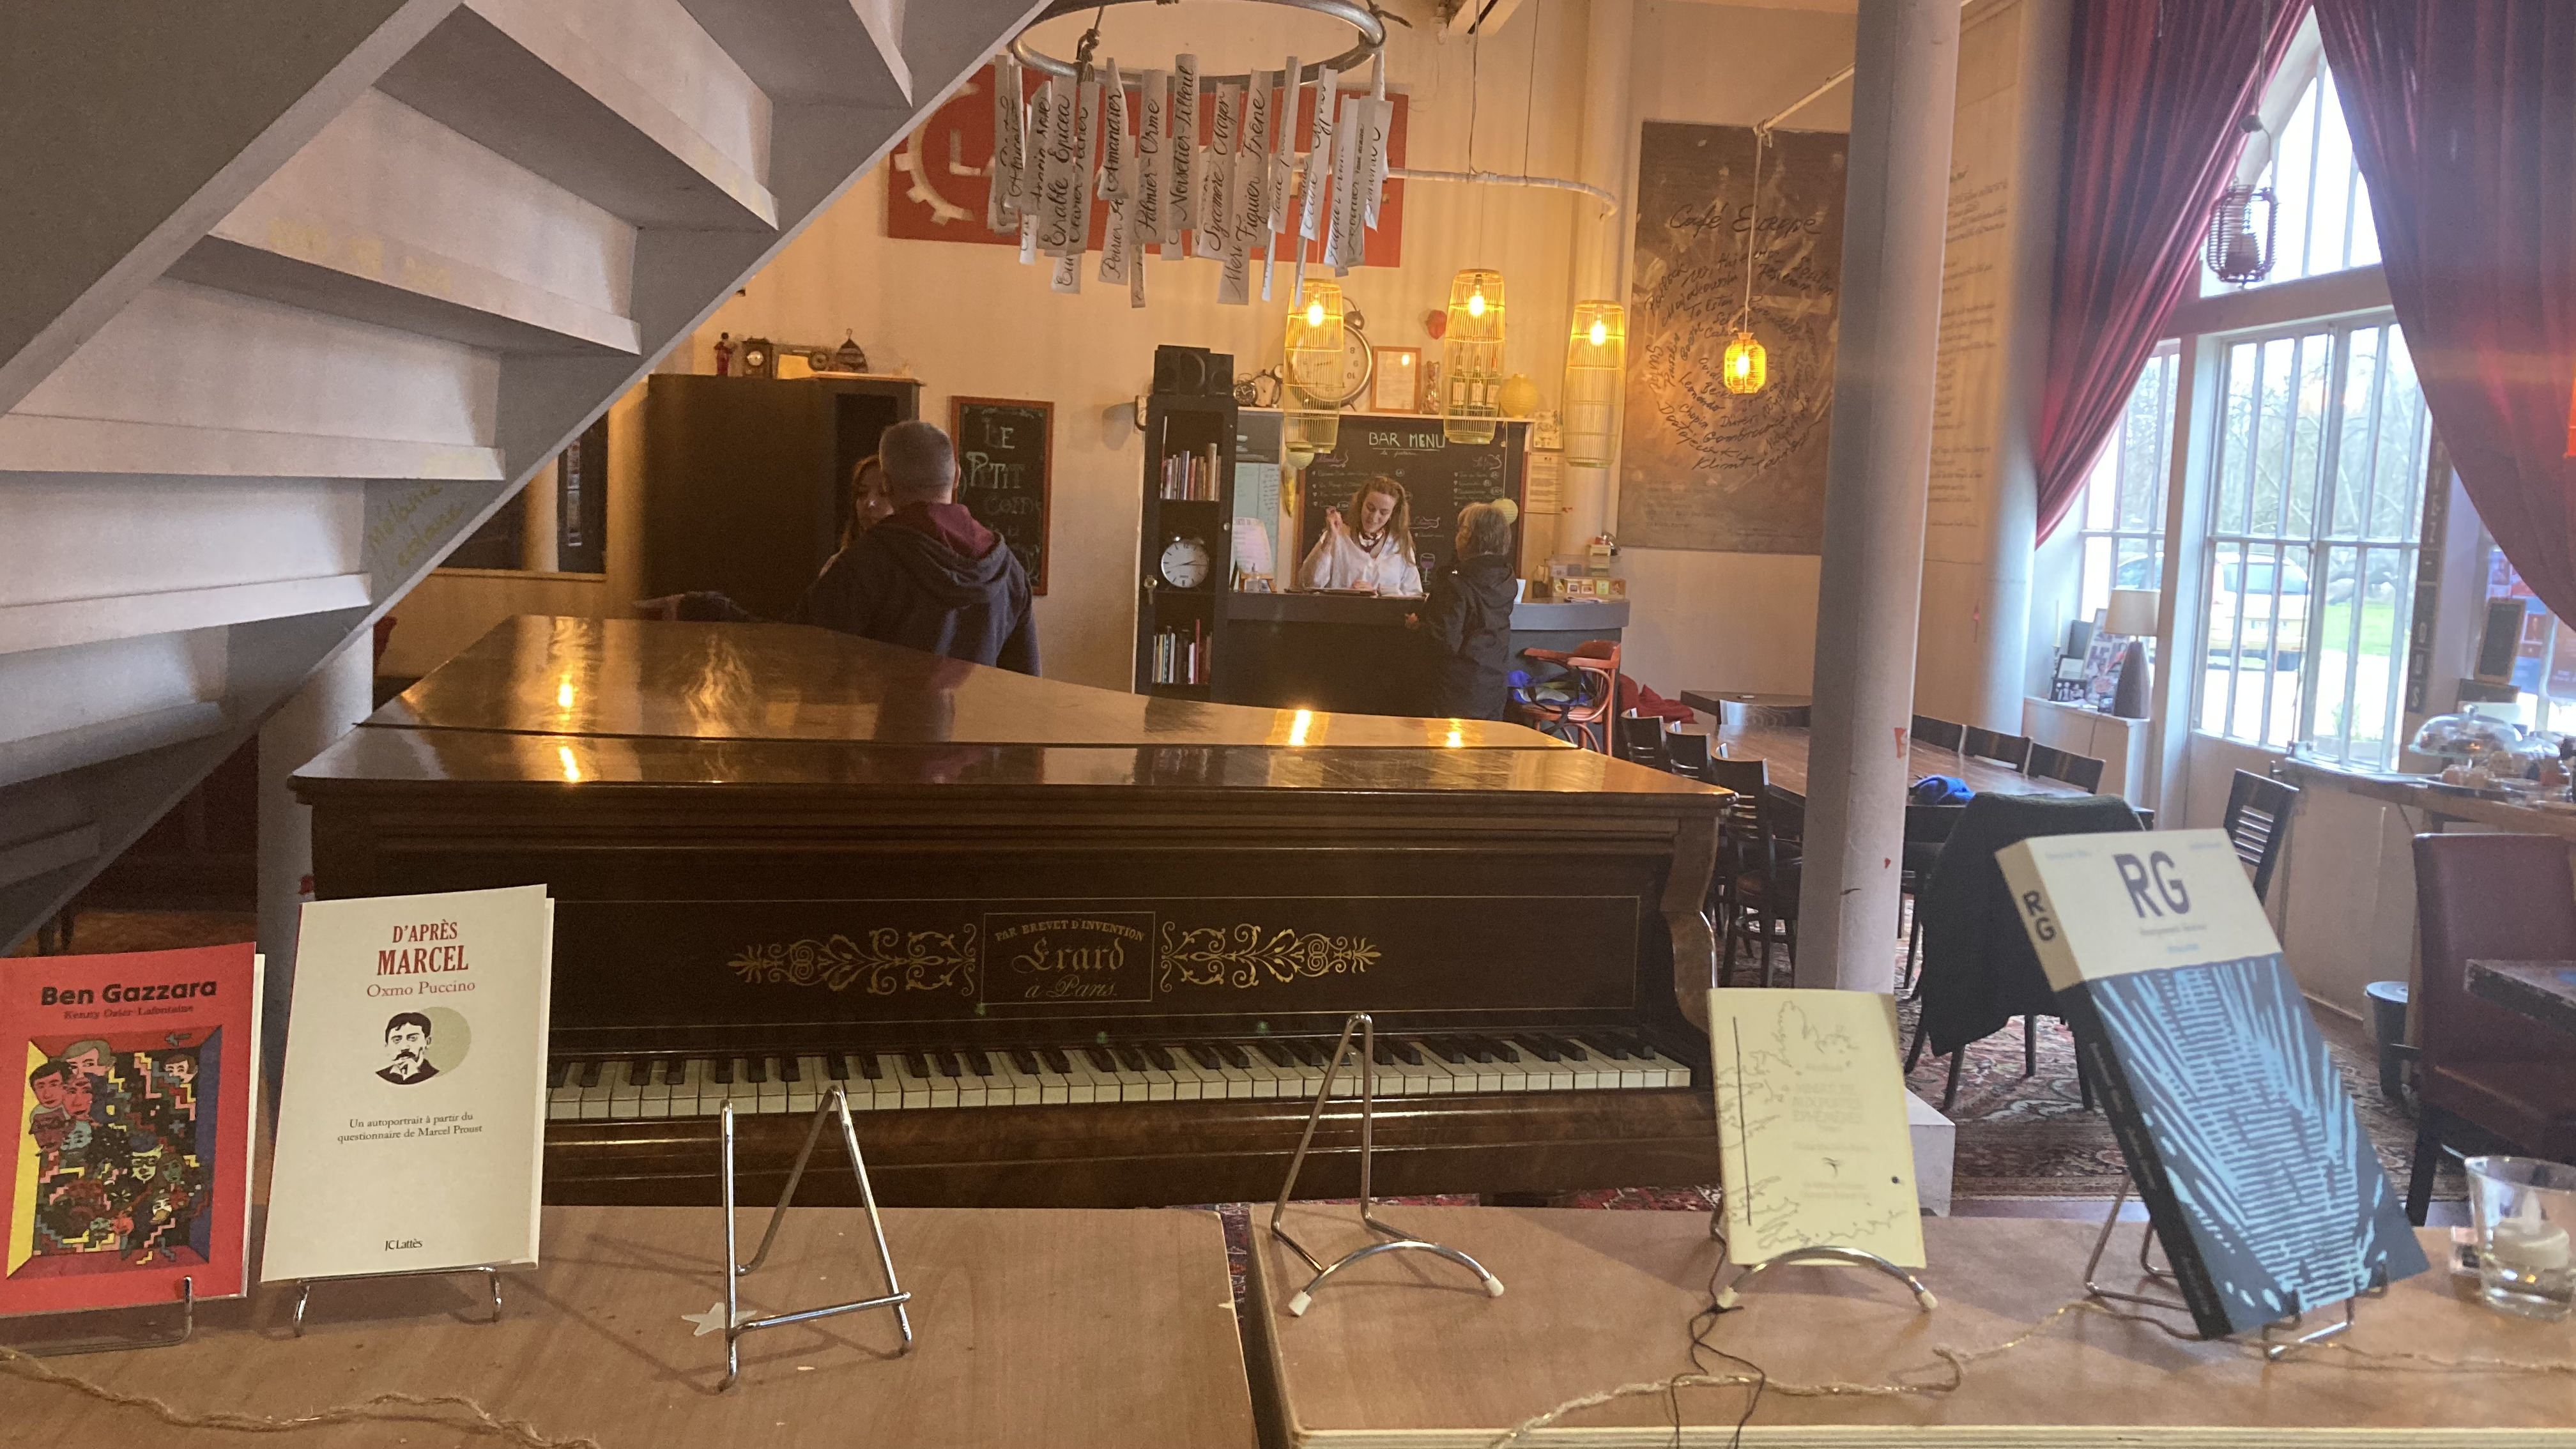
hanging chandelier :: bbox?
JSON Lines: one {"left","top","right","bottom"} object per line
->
{"left": 2205, "top": 184, "right": 2278, "bottom": 287}
{"left": 988, "top": 0, "right": 1395, "bottom": 309}
{"left": 1441, "top": 270, "right": 1506, "bottom": 444}
{"left": 1724, "top": 130, "right": 1773, "bottom": 396}
{"left": 1562, "top": 301, "right": 1625, "bottom": 468}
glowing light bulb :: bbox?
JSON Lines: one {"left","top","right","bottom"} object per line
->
{"left": 1467, "top": 291, "right": 1487, "bottom": 318}
{"left": 1588, "top": 319, "right": 1609, "bottom": 347}
{"left": 1307, "top": 299, "right": 1326, "bottom": 327}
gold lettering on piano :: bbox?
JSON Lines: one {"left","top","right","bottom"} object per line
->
{"left": 726, "top": 927, "right": 978, "bottom": 995}
{"left": 1158, "top": 923, "right": 1379, "bottom": 990}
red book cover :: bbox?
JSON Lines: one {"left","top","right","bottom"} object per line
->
{"left": 1, "top": 944, "right": 261, "bottom": 1316}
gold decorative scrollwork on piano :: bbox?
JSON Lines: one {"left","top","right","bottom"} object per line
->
{"left": 1158, "top": 923, "right": 1379, "bottom": 990}
{"left": 727, "top": 926, "right": 979, "bottom": 996}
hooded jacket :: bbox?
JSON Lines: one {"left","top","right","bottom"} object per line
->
{"left": 794, "top": 502, "right": 1040, "bottom": 674}
{"left": 1418, "top": 553, "right": 1521, "bottom": 719}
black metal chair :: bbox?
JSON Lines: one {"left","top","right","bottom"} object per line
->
{"left": 1619, "top": 711, "right": 1670, "bottom": 772}
{"left": 1705, "top": 757, "right": 1798, "bottom": 987}
{"left": 1898, "top": 803, "right": 1965, "bottom": 992}
{"left": 1962, "top": 726, "right": 2032, "bottom": 770}
{"left": 2025, "top": 742, "right": 2106, "bottom": 793}
{"left": 1664, "top": 723, "right": 1713, "bottom": 779}
{"left": 2221, "top": 769, "right": 2300, "bottom": 902}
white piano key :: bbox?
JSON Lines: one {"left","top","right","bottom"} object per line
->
{"left": 889, "top": 1055, "right": 931, "bottom": 1110}
{"left": 1031, "top": 1052, "right": 1076, "bottom": 1105}
{"left": 577, "top": 1064, "right": 617, "bottom": 1121}
{"left": 790, "top": 1055, "right": 827, "bottom": 1114}
{"left": 638, "top": 1060, "right": 673, "bottom": 1119}
{"left": 952, "top": 1052, "right": 992, "bottom": 1109}
{"left": 993, "top": 1054, "right": 1046, "bottom": 1106}
{"left": 1159, "top": 1050, "right": 1212, "bottom": 1101}
{"left": 752, "top": 1059, "right": 788, "bottom": 1114}
{"left": 549, "top": 1067, "right": 585, "bottom": 1121}
{"left": 1130, "top": 1052, "right": 1179, "bottom": 1101}
{"left": 608, "top": 1060, "right": 647, "bottom": 1118}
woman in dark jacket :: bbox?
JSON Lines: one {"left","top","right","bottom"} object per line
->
{"left": 1412, "top": 498, "right": 1522, "bottom": 719}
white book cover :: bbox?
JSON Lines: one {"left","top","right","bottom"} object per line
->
{"left": 261, "top": 885, "right": 552, "bottom": 1283}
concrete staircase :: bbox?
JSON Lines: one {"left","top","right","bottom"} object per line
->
{"left": 0, "top": 0, "right": 1045, "bottom": 949}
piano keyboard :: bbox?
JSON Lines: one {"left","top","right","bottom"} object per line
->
{"left": 544, "top": 1033, "right": 1694, "bottom": 1121}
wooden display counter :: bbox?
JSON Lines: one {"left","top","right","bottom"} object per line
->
{"left": 1249, "top": 1205, "right": 2576, "bottom": 1446}
{"left": 1221, "top": 594, "right": 1629, "bottom": 715}
{"left": 2, "top": 1206, "right": 1255, "bottom": 1449}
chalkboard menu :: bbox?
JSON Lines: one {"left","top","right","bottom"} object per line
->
{"left": 1294, "top": 418, "right": 1525, "bottom": 584}
{"left": 951, "top": 397, "right": 1053, "bottom": 594}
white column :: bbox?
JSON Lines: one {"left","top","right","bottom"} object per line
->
{"left": 257, "top": 635, "right": 374, "bottom": 1082}
{"left": 1795, "top": 0, "right": 1963, "bottom": 991}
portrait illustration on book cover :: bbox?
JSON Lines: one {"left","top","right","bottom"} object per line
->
{"left": 1, "top": 940, "right": 259, "bottom": 1316}
{"left": 13, "top": 1029, "right": 221, "bottom": 1276}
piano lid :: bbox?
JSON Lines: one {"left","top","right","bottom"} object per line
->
{"left": 371, "top": 615, "right": 1569, "bottom": 751}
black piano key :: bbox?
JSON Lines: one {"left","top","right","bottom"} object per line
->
{"left": 931, "top": 1051, "right": 960, "bottom": 1078}
{"left": 711, "top": 1057, "right": 735, "bottom": 1085}
{"left": 1213, "top": 1041, "right": 1254, "bottom": 1070}
{"left": 901, "top": 1052, "right": 931, "bottom": 1081}
{"left": 1140, "top": 1043, "right": 1176, "bottom": 1072}
{"left": 1370, "top": 1039, "right": 1396, "bottom": 1067}
{"left": 1467, "top": 1036, "right": 1512, "bottom": 1062}
{"left": 779, "top": 1056, "right": 802, "bottom": 1082}
{"left": 1579, "top": 1035, "right": 1634, "bottom": 1061}
{"left": 1251, "top": 1040, "right": 1295, "bottom": 1068}
{"left": 1039, "top": 1046, "right": 1073, "bottom": 1075}
{"left": 746, "top": 1057, "right": 770, "bottom": 1084}
{"left": 1187, "top": 1043, "right": 1225, "bottom": 1071}
{"left": 548, "top": 1059, "right": 572, "bottom": 1089}
{"left": 1391, "top": 1038, "right": 1422, "bottom": 1065}
{"left": 961, "top": 1048, "right": 993, "bottom": 1077}
{"left": 578, "top": 1060, "right": 604, "bottom": 1089}
{"left": 624, "top": 1059, "right": 652, "bottom": 1086}
{"left": 1542, "top": 1032, "right": 1588, "bottom": 1061}
{"left": 1110, "top": 1045, "right": 1147, "bottom": 1073}
{"left": 856, "top": 1053, "right": 883, "bottom": 1080}
{"left": 1085, "top": 1046, "right": 1119, "bottom": 1073}
{"left": 1514, "top": 1034, "right": 1562, "bottom": 1062}
{"left": 826, "top": 1053, "right": 852, "bottom": 1080}
{"left": 1425, "top": 1037, "right": 1469, "bottom": 1064}
{"left": 1011, "top": 1048, "right": 1042, "bottom": 1075}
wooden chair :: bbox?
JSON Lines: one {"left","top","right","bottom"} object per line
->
{"left": 1962, "top": 726, "right": 2032, "bottom": 770}
{"left": 1664, "top": 723, "right": 1713, "bottom": 779}
{"left": 2407, "top": 833, "right": 2576, "bottom": 1224}
{"left": 1516, "top": 641, "right": 1620, "bottom": 754}
{"left": 1705, "top": 757, "right": 1797, "bottom": 987}
{"left": 1620, "top": 711, "right": 1670, "bottom": 771}
{"left": 1909, "top": 715, "right": 1966, "bottom": 753}
{"left": 2221, "top": 769, "right": 2300, "bottom": 903}
{"left": 2025, "top": 742, "right": 2106, "bottom": 793}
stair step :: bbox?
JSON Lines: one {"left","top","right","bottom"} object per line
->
{"left": 376, "top": 1, "right": 779, "bottom": 231}
{"left": 0, "top": 574, "right": 371, "bottom": 657}
{"left": 678, "top": 0, "right": 913, "bottom": 107}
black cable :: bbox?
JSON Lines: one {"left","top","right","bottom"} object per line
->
{"left": 1669, "top": 1221, "right": 1768, "bottom": 1449}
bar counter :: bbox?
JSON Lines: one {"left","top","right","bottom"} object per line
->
{"left": 1220, "top": 592, "right": 1629, "bottom": 715}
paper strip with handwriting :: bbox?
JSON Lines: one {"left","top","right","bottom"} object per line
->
{"left": 1998, "top": 829, "right": 2426, "bottom": 1336}
{"left": 3, "top": 944, "right": 261, "bottom": 1315}
{"left": 1708, "top": 988, "right": 1925, "bottom": 1268}
{"left": 262, "top": 885, "right": 551, "bottom": 1283}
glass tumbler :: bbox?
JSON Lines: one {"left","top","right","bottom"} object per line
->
{"left": 2466, "top": 1156, "right": 2576, "bottom": 1322}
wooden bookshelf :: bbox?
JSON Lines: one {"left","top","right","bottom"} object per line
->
{"left": 1135, "top": 393, "right": 1238, "bottom": 697}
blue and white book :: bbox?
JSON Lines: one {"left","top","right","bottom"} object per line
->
{"left": 1997, "top": 829, "right": 2426, "bottom": 1337}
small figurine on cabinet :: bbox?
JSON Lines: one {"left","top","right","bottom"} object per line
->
{"left": 713, "top": 332, "right": 734, "bottom": 376}
{"left": 834, "top": 332, "right": 869, "bottom": 374}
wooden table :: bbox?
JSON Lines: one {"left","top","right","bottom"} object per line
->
{"left": 1, "top": 1206, "right": 1255, "bottom": 1449}
{"left": 1249, "top": 1206, "right": 2576, "bottom": 1446}
{"left": 1679, "top": 690, "right": 1813, "bottom": 726}
{"left": 2468, "top": 958, "right": 2576, "bottom": 1036}
{"left": 1708, "top": 721, "right": 2087, "bottom": 804}
{"left": 2278, "top": 757, "right": 2576, "bottom": 840}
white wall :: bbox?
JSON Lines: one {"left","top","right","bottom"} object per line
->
{"left": 1608, "top": 1, "right": 1853, "bottom": 700}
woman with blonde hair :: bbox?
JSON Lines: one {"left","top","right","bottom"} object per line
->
{"left": 1297, "top": 475, "right": 1423, "bottom": 596}
{"left": 840, "top": 453, "right": 896, "bottom": 551}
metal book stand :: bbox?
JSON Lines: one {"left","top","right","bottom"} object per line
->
{"left": 293, "top": 1265, "right": 503, "bottom": 1336}
{"left": 1705, "top": 1195, "right": 1939, "bottom": 1313}
{"left": 1269, "top": 1013, "right": 1505, "bottom": 1317}
{"left": 2083, "top": 1173, "right": 2385, "bottom": 1358}
{"left": 1, "top": 1276, "right": 194, "bottom": 1356}
{"left": 717, "top": 1087, "right": 912, "bottom": 1390}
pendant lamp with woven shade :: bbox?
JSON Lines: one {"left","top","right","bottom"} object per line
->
{"left": 1441, "top": 268, "right": 1506, "bottom": 444}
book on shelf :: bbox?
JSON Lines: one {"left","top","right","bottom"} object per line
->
{"left": 1158, "top": 442, "right": 1223, "bottom": 501}
{"left": 1, "top": 943, "right": 262, "bottom": 1316}
{"left": 1706, "top": 988, "right": 1926, "bottom": 1269}
{"left": 261, "top": 885, "right": 553, "bottom": 1284}
{"left": 1149, "top": 621, "right": 1211, "bottom": 685}
{"left": 1997, "top": 829, "right": 2429, "bottom": 1337}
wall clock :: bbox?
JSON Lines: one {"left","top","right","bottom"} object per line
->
{"left": 1158, "top": 535, "right": 1213, "bottom": 590}
{"left": 739, "top": 336, "right": 776, "bottom": 379}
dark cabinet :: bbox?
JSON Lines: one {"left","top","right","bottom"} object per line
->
{"left": 641, "top": 374, "right": 920, "bottom": 620}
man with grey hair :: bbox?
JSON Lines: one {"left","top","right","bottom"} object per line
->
{"left": 795, "top": 420, "right": 1039, "bottom": 673}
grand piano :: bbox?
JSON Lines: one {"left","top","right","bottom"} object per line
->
{"left": 293, "top": 616, "right": 1729, "bottom": 1206}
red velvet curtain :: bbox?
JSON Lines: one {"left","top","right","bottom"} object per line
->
{"left": 2034, "top": 0, "right": 2312, "bottom": 540}
{"left": 2315, "top": 0, "right": 2576, "bottom": 625}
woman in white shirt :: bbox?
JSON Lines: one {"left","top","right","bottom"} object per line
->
{"left": 1298, "top": 475, "right": 1425, "bottom": 595}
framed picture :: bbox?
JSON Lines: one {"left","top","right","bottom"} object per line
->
{"left": 1372, "top": 346, "right": 1423, "bottom": 413}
